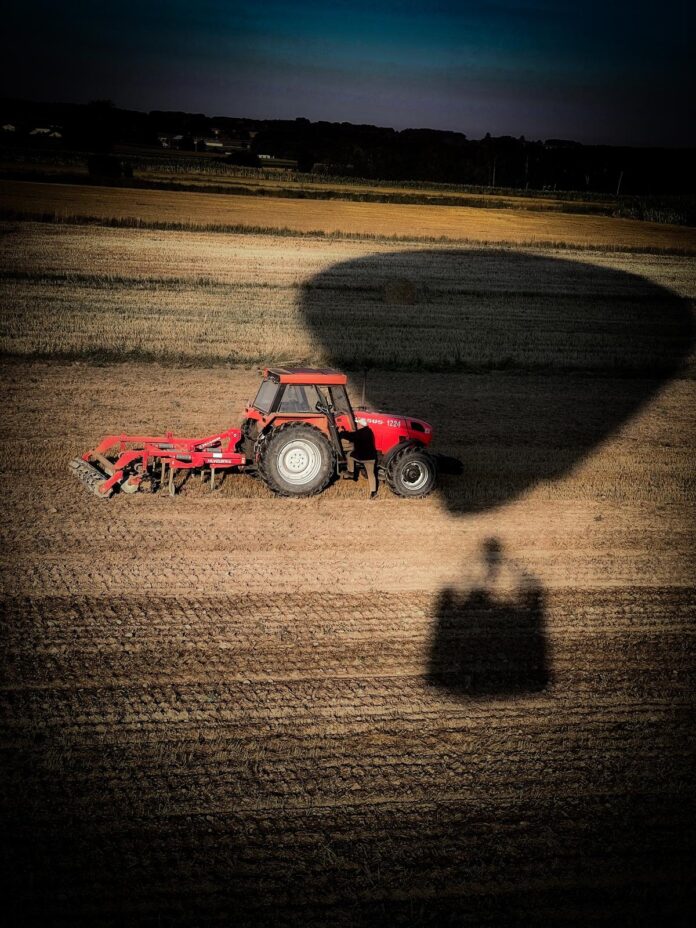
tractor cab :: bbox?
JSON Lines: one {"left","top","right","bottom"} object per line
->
{"left": 245, "top": 368, "right": 356, "bottom": 434}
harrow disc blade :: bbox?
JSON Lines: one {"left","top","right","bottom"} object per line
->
{"left": 68, "top": 458, "right": 113, "bottom": 499}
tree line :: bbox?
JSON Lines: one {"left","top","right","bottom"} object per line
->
{"left": 1, "top": 97, "right": 694, "bottom": 196}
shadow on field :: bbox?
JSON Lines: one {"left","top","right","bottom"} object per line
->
{"left": 299, "top": 249, "right": 694, "bottom": 515}
{"left": 428, "top": 538, "right": 549, "bottom": 695}
{"left": 300, "top": 248, "right": 693, "bottom": 698}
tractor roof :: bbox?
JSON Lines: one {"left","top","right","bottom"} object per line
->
{"left": 264, "top": 367, "right": 347, "bottom": 386}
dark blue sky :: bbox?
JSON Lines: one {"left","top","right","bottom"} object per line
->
{"left": 5, "top": 1, "right": 695, "bottom": 145}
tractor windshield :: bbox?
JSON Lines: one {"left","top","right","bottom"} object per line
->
{"left": 277, "top": 384, "right": 323, "bottom": 412}
{"left": 252, "top": 379, "right": 279, "bottom": 414}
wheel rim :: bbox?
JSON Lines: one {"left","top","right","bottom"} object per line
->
{"left": 402, "top": 460, "right": 429, "bottom": 491}
{"left": 277, "top": 439, "right": 322, "bottom": 485}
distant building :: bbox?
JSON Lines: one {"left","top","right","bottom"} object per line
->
{"left": 153, "top": 131, "right": 263, "bottom": 157}
{"left": 1, "top": 123, "right": 16, "bottom": 132}
{"left": 220, "top": 131, "right": 251, "bottom": 151}
{"left": 168, "top": 134, "right": 196, "bottom": 151}
{"left": 258, "top": 154, "right": 298, "bottom": 169}
{"left": 195, "top": 138, "right": 224, "bottom": 152}
{"left": 28, "top": 126, "right": 62, "bottom": 139}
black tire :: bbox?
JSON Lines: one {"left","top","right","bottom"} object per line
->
{"left": 386, "top": 445, "right": 437, "bottom": 498}
{"left": 258, "top": 422, "right": 335, "bottom": 497}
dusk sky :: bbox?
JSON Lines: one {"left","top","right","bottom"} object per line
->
{"left": 4, "top": 1, "right": 695, "bottom": 145}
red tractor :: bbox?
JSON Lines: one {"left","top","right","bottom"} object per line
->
{"left": 69, "top": 368, "right": 437, "bottom": 500}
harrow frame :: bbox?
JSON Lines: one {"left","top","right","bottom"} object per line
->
{"left": 70, "top": 428, "right": 246, "bottom": 498}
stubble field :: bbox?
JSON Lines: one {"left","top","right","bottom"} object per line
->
{"left": 3, "top": 178, "right": 695, "bottom": 250}
{"left": 1, "top": 182, "right": 695, "bottom": 926}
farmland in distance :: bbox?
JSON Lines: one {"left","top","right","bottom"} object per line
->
{"left": 3, "top": 178, "right": 696, "bottom": 250}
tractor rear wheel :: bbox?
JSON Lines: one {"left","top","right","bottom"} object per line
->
{"left": 386, "top": 445, "right": 437, "bottom": 498}
{"left": 258, "top": 422, "right": 335, "bottom": 497}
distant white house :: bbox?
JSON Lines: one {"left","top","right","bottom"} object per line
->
{"left": 28, "top": 126, "right": 62, "bottom": 139}
{"left": 1, "top": 123, "right": 16, "bottom": 132}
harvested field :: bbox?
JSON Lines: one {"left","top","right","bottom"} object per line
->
{"left": 2, "top": 222, "right": 695, "bottom": 372}
{"left": 3, "top": 179, "right": 696, "bottom": 250}
{"left": 0, "top": 160, "right": 619, "bottom": 214}
{"left": 1, "top": 213, "right": 695, "bottom": 926}
{"left": 136, "top": 170, "right": 615, "bottom": 211}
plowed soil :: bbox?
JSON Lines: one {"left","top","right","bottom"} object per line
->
{"left": 1, "top": 361, "right": 694, "bottom": 927}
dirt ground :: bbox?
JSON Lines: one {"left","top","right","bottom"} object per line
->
{"left": 1, "top": 361, "right": 694, "bottom": 926}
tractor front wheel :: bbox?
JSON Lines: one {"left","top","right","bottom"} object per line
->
{"left": 258, "top": 422, "right": 335, "bottom": 497}
{"left": 386, "top": 445, "right": 437, "bottom": 498}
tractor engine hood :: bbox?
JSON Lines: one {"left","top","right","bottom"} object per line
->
{"left": 353, "top": 410, "right": 434, "bottom": 448}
